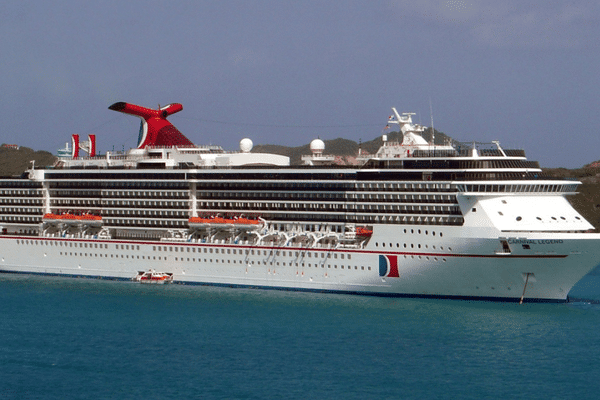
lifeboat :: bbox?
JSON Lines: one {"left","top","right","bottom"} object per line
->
{"left": 231, "top": 216, "right": 262, "bottom": 230}
{"left": 355, "top": 227, "right": 373, "bottom": 237}
{"left": 188, "top": 216, "right": 211, "bottom": 229}
{"left": 78, "top": 214, "right": 102, "bottom": 227}
{"left": 42, "top": 213, "right": 60, "bottom": 221}
{"left": 133, "top": 269, "right": 173, "bottom": 284}
{"left": 188, "top": 216, "right": 233, "bottom": 229}
{"left": 43, "top": 213, "right": 102, "bottom": 226}
{"left": 188, "top": 216, "right": 261, "bottom": 230}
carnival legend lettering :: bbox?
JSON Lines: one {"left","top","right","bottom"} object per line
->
{"left": 507, "top": 239, "right": 564, "bottom": 245}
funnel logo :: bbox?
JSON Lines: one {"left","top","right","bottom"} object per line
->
{"left": 379, "top": 255, "right": 399, "bottom": 278}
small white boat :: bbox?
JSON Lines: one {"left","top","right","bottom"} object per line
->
{"left": 133, "top": 269, "right": 173, "bottom": 284}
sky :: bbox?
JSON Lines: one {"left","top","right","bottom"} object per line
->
{"left": 1, "top": 0, "right": 599, "bottom": 168}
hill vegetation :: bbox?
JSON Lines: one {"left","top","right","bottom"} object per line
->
{"left": 0, "top": 145, "right": 56, "bottom": 177}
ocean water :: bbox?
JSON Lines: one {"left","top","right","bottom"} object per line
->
{"left": 1, "top": 273, "right": 600, "bottom": 400}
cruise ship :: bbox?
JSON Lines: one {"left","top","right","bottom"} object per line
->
{"left": 1, "top": 101, "right": 599, "bottom": 302}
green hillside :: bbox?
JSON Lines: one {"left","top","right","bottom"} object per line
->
{"left": 0, "top": 145, "right": 56, "bottom": 177}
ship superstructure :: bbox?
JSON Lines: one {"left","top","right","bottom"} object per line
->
{"left": 0, "top": 102, "right": 598, "bottom": 302}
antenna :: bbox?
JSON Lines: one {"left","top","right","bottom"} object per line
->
{"left": 429, "top": 98, "right": 435, "bottom": 146}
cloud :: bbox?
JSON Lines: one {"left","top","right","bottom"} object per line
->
{"left": 391, "top": 1, "right": 599, "bottom": 48}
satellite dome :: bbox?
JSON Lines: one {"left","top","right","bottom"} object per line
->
{"left": 240, "top": 138, "right": 253, "bottom": 153}
{"left": 310, "top": 139, "right": 325, "bottom": 155}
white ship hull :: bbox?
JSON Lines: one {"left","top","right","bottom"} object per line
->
{"left": 2, "top": 226, "right": 598, "bottom": 302}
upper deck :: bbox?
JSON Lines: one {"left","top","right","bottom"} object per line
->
{"left": 30, "top": 103, "right": 568, "bottom": 188}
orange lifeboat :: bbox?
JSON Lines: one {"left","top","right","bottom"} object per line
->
{"left": 189, "top": 215, "right": 261, "bottom": 230}
{"left": 42, "top": 213, "right": 102, "bottom": 226}
{"left": 355, "top": 227, "right": 373, "bottom": 237}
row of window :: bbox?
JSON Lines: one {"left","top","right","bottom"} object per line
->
{"left": 49, "top": 189, "right": 188, "bottom": 199}
{"left": 17, "top": 239, "right": 111, "bottom": 248}
{"left": 52, "top": 250, "right": 447, "bottom": 266}
{"left": 0, "top": 181, "right": 42, "bottom": 189}
{"left": 376, "top": 242, "right": 450, "bottom": 251}
{"left": 455, "top": 183, "right": 578, "bottom": 193}
{"left": 47, "top": 180, "right": 458, "bottom": 194}
{"left": 0, "top": 198, "right": 43, "bottom": 204}
{"left": 198, "top": 201, "right": 461, "bottom": 215}
{"left": 0, "top": 208, "right": 43, "bottom": 214}
{"left": 0, "top": 190, "right": 43, "bottom": 196}
{"left": 15, "top": 238, "right": 451, "bottom": 265}
{"left": 197, "top": 190, "right": 458, "bottom": 204}
{"left": 1, "top": 216, "right": 40, "bottom": 222}
{"left": 53, "top": 251, "right": 375, "bottom": 271}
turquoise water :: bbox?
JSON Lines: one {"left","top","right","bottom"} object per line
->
{"left": 1, "top": 273, "right": 600, "bottom": 399}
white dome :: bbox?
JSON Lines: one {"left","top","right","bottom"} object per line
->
{"left": 240, "top": 138, "right": 253, "bottom": 153}
{"left": 310, "top": 139, "right": 325, "bottom": 154}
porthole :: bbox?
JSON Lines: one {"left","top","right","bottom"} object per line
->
{"left": 536, "top": 217, "right": 542, "bottom": 220}
{"left": 516, "top": 216, "right": 522, "bottom": 221}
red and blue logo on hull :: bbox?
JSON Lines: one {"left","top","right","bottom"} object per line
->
{"left": 379, "top": 255, "right": 399, "bottom": 278}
